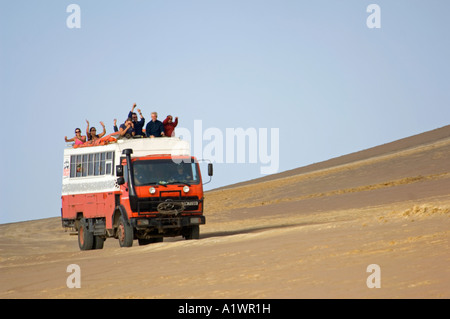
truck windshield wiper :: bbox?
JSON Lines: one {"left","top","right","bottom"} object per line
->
{"left": 140, "top": 181, "right": 167, "bottom": 187}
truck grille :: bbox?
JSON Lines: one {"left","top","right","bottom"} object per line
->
{"left": 135, "top": 196, "right": 201, "bottom": 214}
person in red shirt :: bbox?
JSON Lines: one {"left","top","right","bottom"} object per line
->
{"left": 163, "top": 115, "right": 178, "bottom": 137}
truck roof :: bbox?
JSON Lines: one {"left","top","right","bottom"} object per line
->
{"left": 64, "top": 136, "right": 191, "bottom": 157}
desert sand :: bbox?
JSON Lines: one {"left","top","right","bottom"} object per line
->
{"left": 1, "top": 126, "right": 449, "bottom": 299}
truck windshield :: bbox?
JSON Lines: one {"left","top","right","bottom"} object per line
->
{"left": 132, "top": 159, "right": 200, "bottom": 186}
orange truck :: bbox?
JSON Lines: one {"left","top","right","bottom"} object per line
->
{"left": 61, "top": 137, "right": 213, "bottom": 250}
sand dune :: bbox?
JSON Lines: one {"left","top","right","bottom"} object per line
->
{"left": 0, "top": 125, "right": 449, "bottom": 298}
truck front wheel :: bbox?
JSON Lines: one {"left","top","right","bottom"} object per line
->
{"left": 184, "top": 225, "right": 200, "bottom": 240}
{"left": 117, "top": 216, "right": 133, "bottom": 247}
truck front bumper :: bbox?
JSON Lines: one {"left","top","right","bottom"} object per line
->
{"left": 131, "top": 215, "right": 205, "bottom": 230}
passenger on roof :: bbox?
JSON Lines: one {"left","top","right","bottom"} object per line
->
{"left": 163, "top": 115, "right": 178, "bottom": 137}
{"left": 129, "top": 103, "right": 146, "bottom": 137}
{"left": 65, "top": 128, "right": 86, "bottom": 146}
{"left": 86, "top": 119, "right": 106, "bottom": 141}
{"left": 145, "top": 112, "right": 165, "bottom": 138}
{"left": 117, "top": 118, "right": 135, "bottom": 139}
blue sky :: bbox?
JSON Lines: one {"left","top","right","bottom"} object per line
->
{"left": 1, "top": 1, "right": 449, "bottom": 223}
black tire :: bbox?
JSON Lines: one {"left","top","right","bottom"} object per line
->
{"left": 93, "top": 236, "right": 105, "bottom": 249}
{"left": 117, "top": 216, "right": 133, "bottom": 247}
{"left": 138, "top": 237, "right": 163, "bottom": 246}
{"left": 184, "top": 225, "right": 200, "bottom": 240}
{"left": 78, "top": 219, "right": 94, "bottom": 250}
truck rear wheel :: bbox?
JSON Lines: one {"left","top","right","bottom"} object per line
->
{"left": 78, "top": 219, "right": 94, "bottom": 250}
{"left": 117, "top": 216, "right": 133, "bottom": 247}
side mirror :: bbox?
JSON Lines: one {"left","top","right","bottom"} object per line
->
{"left": 208, "top": 163, "right": 213, "bottom": 176}
{"left": 116, "top": 165, "right": 124, "bottom": 177}
{"left": 117, "top": 177, "right": 125, "bottom": 185}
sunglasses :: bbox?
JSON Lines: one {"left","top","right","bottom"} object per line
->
{"left": 75, "top": 130, "right": 81, "bottom": 133}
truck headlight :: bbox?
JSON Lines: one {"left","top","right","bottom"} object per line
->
{"left": 149, "top": 187, "right": 156, "bottom": 194}
{"left": 183, "top": 185, "right": 190, "bottom": 193}
{"left": 190, "top": 217, "right": 202, "bottom": 224}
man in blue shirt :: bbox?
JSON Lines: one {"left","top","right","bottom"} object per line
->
{"left": 129, "top": 103, "right": 146, "bottom": 137}
{"left": 146, "top": 112, "right": 165, "bottom": 138}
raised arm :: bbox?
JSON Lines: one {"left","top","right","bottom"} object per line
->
{"left": 85, "top": 119, "right": 90, "bottom": 137}
{"left": 137, "top": 108, "right": 144, "bottom": 119}
{"left": 98, "top": 121, "right": 106, "bottom": 138}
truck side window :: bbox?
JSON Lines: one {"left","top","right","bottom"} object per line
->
{"left": 70, "top": 155, "right": 76, "bottom": 178}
